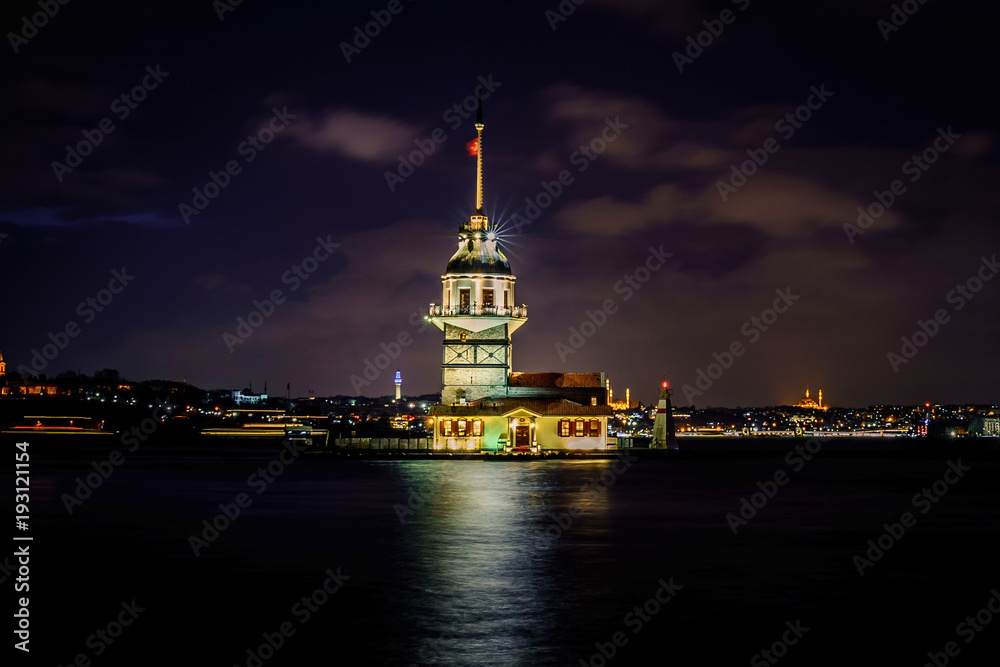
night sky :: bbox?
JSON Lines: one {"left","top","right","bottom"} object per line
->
{"left": 2, "top": 0, "right": 997, "bottom": 407}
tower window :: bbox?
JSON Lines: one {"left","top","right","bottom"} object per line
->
{"left": 459, "top": 288, "right": 471, "bottom": 313}
{"left": 504, "top": 290, "right": 509, "bottom": 308}
{"left": 460, "top": 332, "right": 467, "bottom": 342}
{"left": 482, "top": 289, "right": 494, "bottom": 307}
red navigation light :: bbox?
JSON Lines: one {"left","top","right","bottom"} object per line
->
{"left": 467, "top": 138, "right": 479, "bottom": 156}
{"left": 662, "top": 381, "right": 669, "bottom": 389}
{"left": 925, "top": 403, "right": 930, "bottom": 408}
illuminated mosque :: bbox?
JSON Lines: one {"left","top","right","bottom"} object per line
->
{"left": 795, "top": 387, "right": 827, "bottom": 411}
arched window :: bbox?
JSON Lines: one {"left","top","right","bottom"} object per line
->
{"left": 457, "top": 419, "right": 467, "bottom": 436}
{"left": 574, "top": 420, "right": 585, "bottom": 437}
{"left": 472, "top": 420, "right": 483, "bottom": 436}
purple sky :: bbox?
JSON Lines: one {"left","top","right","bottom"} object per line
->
{"left": 2, "top": 0, "right": 998, "bottom": 407}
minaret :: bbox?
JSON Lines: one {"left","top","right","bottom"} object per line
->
{"left": 427, "top": 95, "right": 527, "bottom": 405}
{"left": 818, "top": 389, "right": 823, "bottom": 409}
{"left": 652, "top": 380, "right": 677, "bottom": 449}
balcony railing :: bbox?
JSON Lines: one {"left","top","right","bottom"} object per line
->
{"left": 429, "top": 304, "right": 527, "bottom": 318}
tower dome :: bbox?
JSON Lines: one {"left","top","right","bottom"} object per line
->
{"left": 445, "top": 236, "right": 511, "bottom": 275}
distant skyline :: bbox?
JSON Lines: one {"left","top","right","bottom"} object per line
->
{"left": 2, "top": 0, "right": 998, "bottom": 407}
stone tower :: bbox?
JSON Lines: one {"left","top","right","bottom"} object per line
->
{"left": 427, "top": 96, "right": 527, "bottom": 405}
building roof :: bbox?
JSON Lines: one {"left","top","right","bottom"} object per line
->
{"left": 431, "top": 397, "right": 612, "bottom": 417}
{"left": 508, "top": 372, "right": 604, "bottom": 388}
{"left": 445, "top": 238, "right": 512, "bottom": 276}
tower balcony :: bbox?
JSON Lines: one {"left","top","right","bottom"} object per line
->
{"left": 427, "top": 303, "right": 528, "bottom": 334}
{"left": 429, "top": 304, "right": 527, "bottom": 318}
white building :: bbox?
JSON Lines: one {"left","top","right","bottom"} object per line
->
{"left": 427, "top": 98, "right": 612, "bottom": 452}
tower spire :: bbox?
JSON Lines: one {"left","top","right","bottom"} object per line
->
{"left": 475, "top": 91, "right": 484, "bottom": 215}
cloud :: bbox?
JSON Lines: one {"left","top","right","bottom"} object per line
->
{"left": 0, "top": 206, "right": 175, "bottom": 229}
{"left": 588, "top": 0, "right": 707, "bottom": 37}
{"left": 705, "top": 174, "right": 896, "bottom": 236}
{"left": 553, "top": 185, "right": 691, "bottom": 236}
{"left": 288, "top": 110, "right": 419, "bottom": 162}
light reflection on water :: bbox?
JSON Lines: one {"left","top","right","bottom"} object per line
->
{"left": 393, "top": 461, "right": 616, "bottom": 666}
{"left": 25, "top": 446, "right": 1000, "bottom": 666}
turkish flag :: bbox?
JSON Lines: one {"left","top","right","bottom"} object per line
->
{"left": 466, "top": 138, "right": 479, "bottom": 156}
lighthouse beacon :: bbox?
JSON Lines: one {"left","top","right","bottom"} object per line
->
{"left": 427, "top": 96, "right": 527, "bottom": 405}
{"left": 427, "top": 96, "right": 612, "bottom": 453}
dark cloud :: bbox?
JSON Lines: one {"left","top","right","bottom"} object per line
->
{"left": 0, "top": 0, "right": 997, "bottom": 406}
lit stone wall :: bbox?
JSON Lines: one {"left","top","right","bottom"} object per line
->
{"left": 441, "top": 322, "right": 511, "bottom": 405}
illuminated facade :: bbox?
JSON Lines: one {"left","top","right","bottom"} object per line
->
{"left": 795, "top": 387, "right": 826, "bottom": 410}
{"left": 608, "top": 382, "right": 633, "bottom": 410}
{"left": 428, "top": 99, "right": 612, "bottom": 451}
